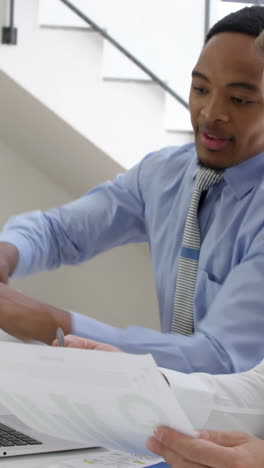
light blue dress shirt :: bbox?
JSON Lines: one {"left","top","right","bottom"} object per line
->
{"left": 1, "top": 143, "right": 264, "bottom": 374}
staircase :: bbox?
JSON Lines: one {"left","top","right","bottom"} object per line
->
{"left": 0, "top": 0, "right": 201, "bottom": 191}
{"left": 39, "top": 0, "right": 205, "bottom": 133}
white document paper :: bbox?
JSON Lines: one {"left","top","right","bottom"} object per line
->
{"left": 0, "top": 342, "right": 195, "bottom": 454}
{"left": 4, "top": 448, "right": 163, "bottom": 468}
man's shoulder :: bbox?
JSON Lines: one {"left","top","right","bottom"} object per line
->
{"left": 141, "top": 142, "right": 196, "bottom": 172}
{"left": 147, "top": 142, "right": 195, "bottom": 162}
{"left": 124, "top": 143, "right": 196, "bottom": 190}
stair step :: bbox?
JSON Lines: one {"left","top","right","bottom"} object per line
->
{"left": 39, "top": 0, "right": 205, "bottom": 132}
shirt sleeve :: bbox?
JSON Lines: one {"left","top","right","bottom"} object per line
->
{"left": 0, "top": 164, "right": 147, "bottom": 277}
{"left": 71, "top": 312, "right": 233, "bottom": 373}
{"left": 161, "top": 360, "right": 264, "bottom": 437}
{"left": 71, "top": 230, "right": 264, "bottom": 375}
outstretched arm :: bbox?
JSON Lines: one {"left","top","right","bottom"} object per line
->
{"left": 0, "top": 283, "right": 71, "bottom": 344}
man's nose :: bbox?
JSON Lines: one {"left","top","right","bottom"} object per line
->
{"left": 200, "top": 96, "right": 229, "bottom": 123}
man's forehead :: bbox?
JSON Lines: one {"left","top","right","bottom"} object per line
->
{"left": 200, "top": 32, "right": 260, "bottom": 61}
{"left": 195, "top": 32, "right": 264, "bottom": 82}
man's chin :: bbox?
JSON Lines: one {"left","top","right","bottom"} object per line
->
{"left": 198, "top": 160, "right": 223, "bottom": 170}
{"left": 196, "top": 140, "right": 235, "bottom": 170}
{"left": 197, "top": 156, "right": 224, "bottom": 170}
{"left": 197, "top": 150, "right": 231, "bottom": 170}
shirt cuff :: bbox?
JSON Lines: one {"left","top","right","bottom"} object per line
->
{"left": 70, "top": 311, "right": 122, "bottom": 347}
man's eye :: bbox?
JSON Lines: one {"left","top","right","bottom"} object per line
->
{"left": 231, "top": 96, "right": 252, "bottom": 105}
{"left": 192, "top": 86, "right": 208, "bottom": 95}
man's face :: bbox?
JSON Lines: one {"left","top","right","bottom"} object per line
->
{"left": 189, "top": 32, "right": 264, "bottom": 169}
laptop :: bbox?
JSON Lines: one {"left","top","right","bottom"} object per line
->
{"left": 0, "top": 404, "right": 94, "bottom": 458}
{"left": 0, "top": 331, "right": 95, "bottom": 458}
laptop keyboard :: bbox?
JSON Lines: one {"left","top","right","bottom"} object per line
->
{"left": 0, "top": 423, "right": 43, "bottom": 447}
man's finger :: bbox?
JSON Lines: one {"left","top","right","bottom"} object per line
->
{"left": 63, "top": 335, "right": 121, "bottom": 352}
{"left": 0, "top": 258, "right": 11, "bottom": 284}
{"left": 147, "top": 436, "right": 208, "bottom": 468}
{"left": 153, "top": 426, "right": 196, "bottom": 447}
{"left": 199, "top": 429, "right": 253, "bottom": 447}
{"left": 64, "top": 335, "right": 96, "bottom": 348}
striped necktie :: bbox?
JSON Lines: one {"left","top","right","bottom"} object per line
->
{"left": 171, "top": 166, "right": 223, "bottom": 335}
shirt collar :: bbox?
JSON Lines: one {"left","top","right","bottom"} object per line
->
{"left": 192, "top": 151, "right": 264, "bottom": 200}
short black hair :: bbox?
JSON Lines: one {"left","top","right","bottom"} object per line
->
{"left": 206, "top": 6, "right": 264, "bottom": 43}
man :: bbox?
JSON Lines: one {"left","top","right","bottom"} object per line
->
{"left": 0, "top": 6, "right": 264, "bottom": 374}
{"left": 145, "top": 17, "right": 264, "bottom": 468}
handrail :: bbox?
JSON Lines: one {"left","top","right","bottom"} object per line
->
{"left": 59, "top": 0, "right": 189, "bottom": 110}
{"left": 204, "top": 0, "right": 210, "bottom": 38}
{"left": 9, "top": 0, "right": 15, "bottom": 28}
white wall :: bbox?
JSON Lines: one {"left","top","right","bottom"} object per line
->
{"left": 0, "top": 140, "right": 160, "bottom": 330}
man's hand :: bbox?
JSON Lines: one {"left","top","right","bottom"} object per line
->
{"left": 0, "top": 242, "right": 19, "bottom": 284}
{"left": 146, "top": 427, "right": 264, "bottom": 468}
{"left": 53, "top": 334, "right": 122, "bottom": 352}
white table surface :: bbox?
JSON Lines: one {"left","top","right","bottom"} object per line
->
{"left": 0, "top": 447, "right": 103, "bottom": 467}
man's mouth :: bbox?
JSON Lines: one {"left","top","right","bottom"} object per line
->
{"left": 199, "top": 131, "right": 233, "bottom": 151}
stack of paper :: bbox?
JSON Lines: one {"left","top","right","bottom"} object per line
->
{"left": 0, "top": 342, "right": 194, "bottom": 454}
